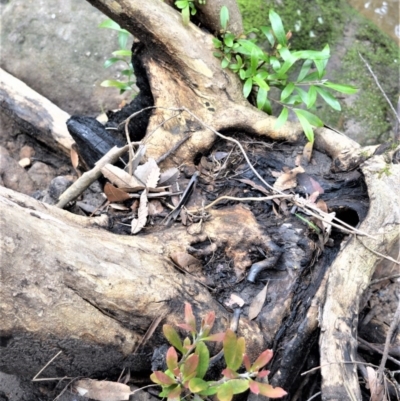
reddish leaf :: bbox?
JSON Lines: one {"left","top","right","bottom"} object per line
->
{"left": 150, "top": 371, "right": 176, "bottom": 385}
{"left": 166, "top": 347, "right": 178, "bottom": 372}
{"left": 177, "top": 323, "right": 195, "bottom": 332}
{"left": 200, "top": 311, "right": 215, "bottom": 336}
{"left": 203, "top": 332, "right": 225, "bottom": 342}
{"left": 181, "top": 354, "right": 199, "bottom": 379}
{"left": 251, "top": 349, "right": 273, "bottom": 372}
{"left": 243, "top": 354, "right": 251, "bottom": 371}
{"left": 104, "top": 182, "right": 130, "bottom": 203}
{"left": 249, "top": 380, "right": 260, "bottom": 395}
{"left": 163, "top": 325, "right": 183, "bottom": 353}
{"left": 257, "top": 382, "right": 287, "bottom": 398}
{"left": 257, "top": 370, "right": 270, "bottom": 378}
{"left": 167, "top": 384, "right": 182, "bottom": 399}
{"left": 222, "top": 368, "right": 238, "bottom": 379}
{"left": 184, "top": 303, "right": 197, "bottom": 333}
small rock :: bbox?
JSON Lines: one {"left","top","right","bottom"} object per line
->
{"left": 28, "top": 161, "right": 56, "bottom": 190}
{"left": 19, "top": 145, "right": 35, "bottom": 159}
{"left": 18, "top": 157, "right": 31, "bottom": 168}
{"left": 42, "top": 175, "right": 74, "bottom": 204}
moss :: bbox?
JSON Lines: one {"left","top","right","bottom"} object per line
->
{"left": 237, "top": 0, "right": 346, "bottom": 50}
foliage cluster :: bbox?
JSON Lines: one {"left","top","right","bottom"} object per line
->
{"left": 213, "top": 7, "right": 357, "bottom": 143}
{"left": 150, "top": 303, "right": 287, "bottom": 401}
{"left": 98, "top": 19, "right": 136, "bottom": 95}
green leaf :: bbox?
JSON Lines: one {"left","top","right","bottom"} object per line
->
{"left": 100, "top": 80, "right": 130, "bottom": 90}
{"left": 243, "top": 78, "right": 253, "bottom": 98}
{"left": 315, "top": 87, "right": 341, "bottom": 111}
{"left": 294, "top": 87, "right": 309, "bottom": 105}
{"left": 175, "top": 1, "right": 188, "bottom": 9}
{"left": 229, "top": 379, "right": 250, "bottom": 394}
{"left": 223, "top": 329, "right": 245, "bottom": 371}
{"left": 104, "top": 57, "right": 122, "bottom": 69}
{"left": 220, "top": 6, "right": 229, "bottom": 30}
{"left": 253, "top": 76, "right": 270, "bottom": 92}
{"left": 250, "top": 48, "right": 258, "bottom": 75}
{"left": 166, "top": 347, "right": 179, "bottom": 372}
{"left": 163, "top": 324, "right": 183, "bottom": 353}
{"left": 280, "top": 82, "right": 295, "bottom": 101}
{"left": 195, "top": 342, "right": 209, "bottom": 379}
{"left": 217, "top": 382, "right": 234, "bottom": 401}
{"left": 323, "top": 82, "right": 358, "bottom": 94}
{"left": 274, "top": 107, "right": 289, "bottom": 130}
{"left": 221, "top": 57, "right": 230, "bottom": 69}
{"left": 314, "top": 58, "right": 328, "bottom": 79}
{"left": 291, "top": 49, "right": 330, "bottom": 60}
{"left": 260, "top": 26, "right": 275, "bottom": 46}
{"left": 295, "top": 109, "right": 323, "bottom": 127}
{"left": 269, "top": 10, "right": 287, "bottom": 46}
{"left": 189, "top": 378, "right": 208, "bottom": 393}
{"left": 112, "top": 49, "right": 132, "bottom": 57}
{"left": 98, "top": 19, "right": 125, "bottom": 32}
{"left": 118, "top": 31, "right": 130, "bottom": 49}
{"left": 307, "top": 85, "right": 317, "bottom": 109}
{"left": 212, "top": 38, "right": 222, "bottom": 49}
{"left": 198, "top": 384, "right": 219, "bottom": 396}
{"left": 182, "top": 5, "right": 190, "bottom": 25}
{"left": 301, "top": 71, "right": 320, "bottom": 82}
{"left": 120, "top": 69, "right": 133, "bottom": 76}
{"left": 294, "top": 109, "right": 316, "bottom": 143}
{"left": 275, "top": 57, "right": 297, "bottom": 77}
{"left": 297, "top": 59, "right": 313, "bottom": 82}
{"left": 150, "top": 371, "right": 176, "bottom": 385}
{"left": 223, "top": 33, "right": 235, "bottom": 47}
{"left": 262, "top": 97, "right": 272, "bottom": 114}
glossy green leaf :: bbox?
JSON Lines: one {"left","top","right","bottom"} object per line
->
{"left": 256, "top": 87, "right": 267, "bottom": 110}
{"left": 294, "top": 87, "right": 309, "bottom": 105}
{"left": 163, "top": 324, "right": 183, "bottom": 353}
{"left": 314, "top": 58, "right": 328, "bottom": 79}
{"left": 280, "top": 82, "right": 295, "bottom": 101}
{"left": 112, "top": 49, "right": 132, "bottom": 57}
{"left": 166, "top": 347, "right": 179, "bottom": 372}
{"left": 195, "top": 342, "right": 209, "bottom": 379}
{"left": 307, "top": 85, "right": 317, "bottom": 109}
{"left": 275, "top": 57, "right": 297, "bottom": 77}
{"left": 297, "top": 59, "right": 313, "bottom": 82}
{"left": 212, "top": 38, "right": 222, "bottom": 49}
{"left": 104, "top": 57, "right": 122, "bottom": 69}
{"left": 120, "top": 69, "right": 133, "bottom": 76}
{"left": 229, "top": 379, "right": 250, "bottom": 394}
{"left": 315, "top": 86, "right": 341, "bottom": 111}
{"left": 221, "top": 57, "right": 230, "bottom": 69}
{"left": 295, "top": 108, "right": 323, "bottom": 127}
{"left": 323, "top": 82, "right": 358, "bottom": 94}
{"left": 220, "top": 6, "right": 229, "bottom": 30}
{"left": 253, "top": 76, "right": 270, "bottom": 92}
{"left": 175, "top": 1, "right": 188, "bottom": 9}
{"left": 100, "top": 80, "right": 129, "bottom": 90}
{"left": 223, "top": 330, "right": 245, "bottom": 371}
{"left": 269, "top": 10, "right": 287, "bottom": 46}
{"left": 189, "top": 378, "right": 208, "bottom": 393}
{"left": 291, "top": 49, "right": 330, "bottom": 60}
{"left": 294, "top": 109, "right": 316, "bottom": 143}
{"left": 301, "top": 71, "right": 320, "bottom": 82}
{"left": 250, "top": 49, "right": 258, "bottom": 75}
{"left": 243, "top": 78, "right": 253, "bottom": 98}
{"left": 98, "top": 19, "right": 125, "bottom": 32}
{"left": 260, "top": 26, "right": 275, "bottom": 46}
{"left": 217, "top": 382, "right": 234, "bottom": 401}
{"left": 223, "top": 33, "right": 235, "bottom": 47}
{"left": 262, "top": 97, "right": 272, "bottom": 114}
{"left": 118, "top": 31, "right": 130, "bottom": 50}
{"left": 274, "top": 107, "right": 289, "bottom": 130}
{"left": 198, "top": 384, "right": 219, "bottom": 396}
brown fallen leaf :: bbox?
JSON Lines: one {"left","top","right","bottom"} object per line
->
{"left": 248, "top": 282, "right": 269, "bottom": 320}
{"left": 101, "top": 164, "right": 142, "bottom": 188}
{"left": 302, "top": 141, "right": 313, "bottom": 164}
{"left": 273, "top": 166, "right": 305, "bottom": 191}
{"left": 131, "top": 190, "right": 148, "bottom": 234}
{"left": 159, "top": 167, "right": 180, "bottom": 186}
{"left": 104, "top": 182, "right": 130, "bottom": 203}
{"left": 148, "top": 200, "right": 164, "bottom": 216}
{"left": 70, "top": 146, "right": 80, "bottom": 171}
{"left": 366, "top": 367, "right": 386, "bottom": 401}
{"left": 74, "top": 379, "right": 131, "bottom": 401}
{"left": 236, "top": 178, "right": 269, "bottom": 195}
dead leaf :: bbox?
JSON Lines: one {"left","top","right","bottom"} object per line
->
{"left": 101, "top": 164, "right": 142, "bottom": 188}
{"left": 225, "top": 293, "right": 245, "bottom": 308}
{"left": 302, "top": 141, "right": 313, "bottom": 163}
{"left": 170, "top": 252, "right": 202, "bottom": 274}
{"left": 70, "top": 146, "right": 80, "bottom": 171}
{"left": 159, "top": 167, "right": 179, "bottom": 186}
{"left": 131, "top": 190, "right": 148, "bottom": 234}
{"left": 273, "top": 166, "right": 305, "bottom": 191}
{"left": 148, "top": 200, "right": 164, "bottom": 216}
{"left": 248, "top": 282, "right": 269, "bottom": 320}
{"left": 134, "top": 158, "right": 160, "bottom": 188}
{"left": 74, "top": 379, "right": 131, "bottom": 401}
{"left": 236, "top": 178, "right": 269, "bottom": 195}
{"left": 104, "top": 182, "right": 131, "bottom": 203}
{"left": 296, "top": 173, "right": 324, "bottom": 195}
{"left": 109, "top": 203, "right": 130, "bottom": 211}
{"left": 316, "top": 199, "right": 328, "bottom": 213}
{"left": 366, "top": 367, "right": 386, "bottom": 401}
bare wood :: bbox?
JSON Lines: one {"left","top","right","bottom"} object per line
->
{"left": 0, "top": 68, "right": 75, "bottom": 155}
{"left": 319, "top": 157, "right": 400, "bottom": 400}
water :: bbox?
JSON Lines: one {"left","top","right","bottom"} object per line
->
{"left": 347, "top": 0, "right": 400, "bottom": 44}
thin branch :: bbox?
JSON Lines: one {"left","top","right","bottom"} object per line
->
{"left": 357, "top": 237, "right": 400, "bottom": 265}
{"left": 358, "top": 52, "right": 400, "bottom": 125}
